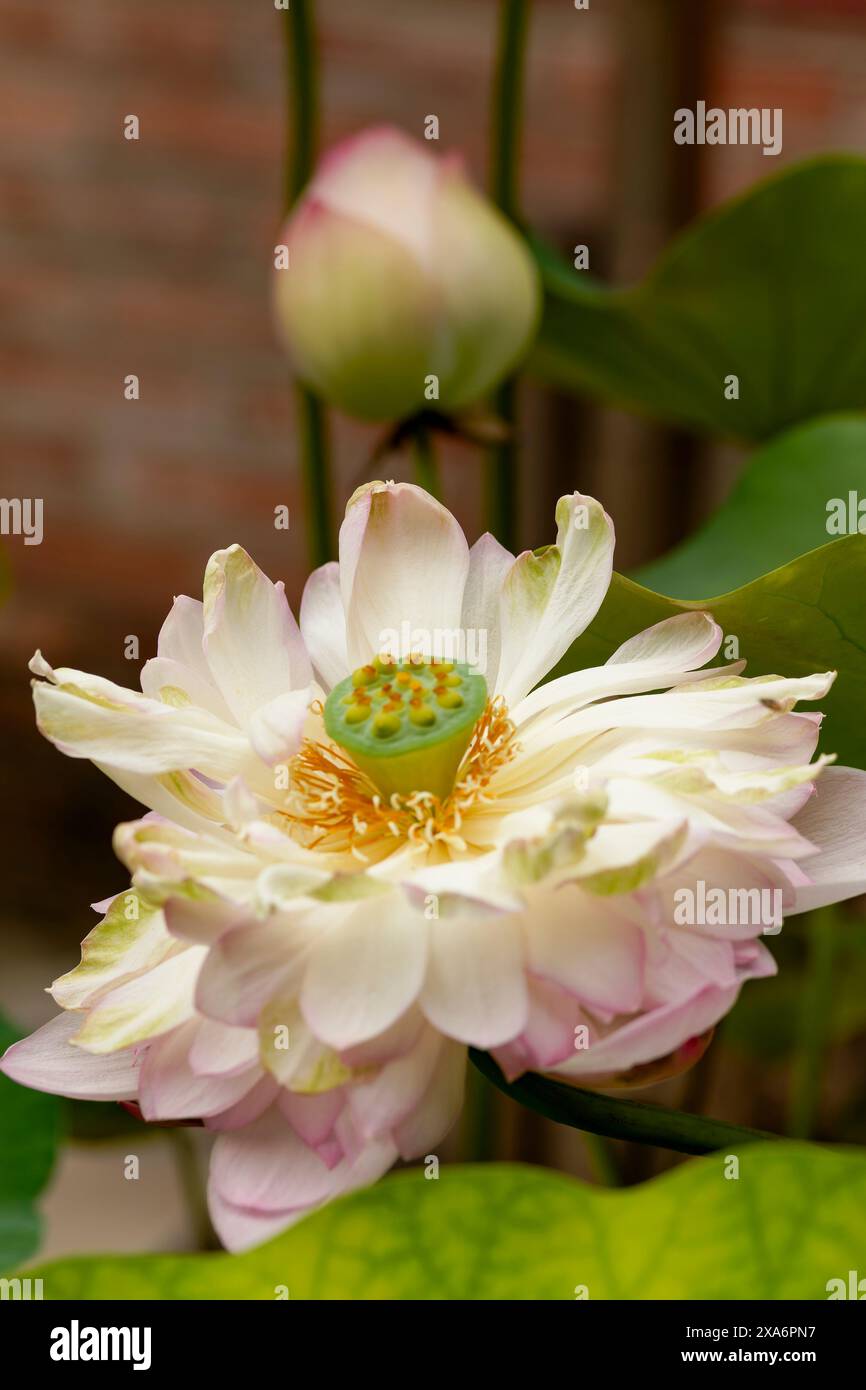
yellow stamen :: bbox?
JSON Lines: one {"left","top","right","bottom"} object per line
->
{"left": 283, "top": 698, "right": 518, "bottom": 861}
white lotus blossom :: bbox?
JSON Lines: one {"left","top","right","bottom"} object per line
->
{"left": 5, "top": 482, "right": 864, "bottom": 1250}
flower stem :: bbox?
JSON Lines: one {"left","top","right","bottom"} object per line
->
{"left": 486, "top": 0, "right": 531, "bottom": 551}
{"left": 296, "top": 387, "right": 333, "bottom": 568}
{"left": 469, "top": 1050, "right": 778, "bottom": 1156}
{"left": 166, "top": 1129, "right": 218, "bottom": 1251}
{"left": 490, "top": 0, "right": 529, "bottom": 220}
{"left": 464, "top": 1054, "right": 497, "bottom": 1161}
{"left": 787, "top": 907, "right": 837, "bottom": 1139}
{"left": 281, "top": 0, "right": 334, "bottom": 566}
{"left": 411, "top": 423, "right": 441, "bottom": 499}
{"left": 582, "top": 1131, "right": 620, "bottom": 1186}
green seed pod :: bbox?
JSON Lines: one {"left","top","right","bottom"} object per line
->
{"left": 323, "top": 657, "right": 487, "bottom": 801}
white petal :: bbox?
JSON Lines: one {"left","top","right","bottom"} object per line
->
{"left": 338, "top": 481, "right": 469, "bottom": 667}
{"left": 203, "top": 545, "right": 311, "bottom": 727}
{"left": 33, "top": 672, "right": 247, "bottom": 778}
{"left": 247, "top": 687, "right": 313, "bottom": 766}
{"left": 156, "top": 595, "right": 208, "bottom": 673}
{"left": 460, "top": 532, "right": 515, "bottom": 687}
{"left": 92, "top": 762, "right": 229, "bottom": 839}
{"left": 420, "top": 912, "right": 527, "bottom": 1047}
{"left": 300, "top": 561, "right": 349, "bottom": 691}
{"left": 311, "top": 126, "right": 439, "bottom": 264}
{"left": 512, "top": 610, "right": 724, "bottom": 727}
{"left": 301, "top": 897, "right": 428, "bottom": 1050}
{"left": 51, "top": 892, "right": 173, "bottom": 1010}
{"left": 496, "top": 493, "right": 614, "bottom": 704}
{"left": 608, "top": 610, "right": 722, "bottom": 668}
{"left": 140, "top": 656, "right": 234, "bottom": 723}
{"left": 790, "top": 766, "right": 866, "bottom": 912}
{"left": 71, "top": 947, "right": 206, "bottom": 1052}
{"left": 195, "top": 915, "right": 313, "bottom": 1027}
{"left": 188, "top": 1019, "right": 260, "bottom": 1078}
{"left": 393, "top": 1039, "right": 466, "bottom": 1159}
{"left": 347, "top": 1025, "right": 441, "bottom": 1139}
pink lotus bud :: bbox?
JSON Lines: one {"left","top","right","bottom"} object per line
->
{"left": 273, "top": 126, "right": 541, "bottom": 420}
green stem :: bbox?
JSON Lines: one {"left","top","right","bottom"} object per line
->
{"left": 487, "top": 379, "right": 517, "bottom": 547}
{"left": 167, "top": 1129, "right": 218, "bottom": 1251}
{"left": 490, "top": 0, "right": 529, "bottom": 219}
{"left": 582, "top": 1131, "right": 620, "bottom": 1186}
{"left": 464, "top": 1056, "right": 497, "bottom": 1161}
{"left": 486, "top": 0, "right": 530, "bottom": 550}
{"left": 787, "top": 908, "right": 837, "bottom": 1139}
{"left": 281, "top": 1, "right": 334, "bottom": 566}
{"left": 469, "top": 1050, "right": 777, "bottom": 1156}
{"left": 296, "top": 388, "right": 333, "bottom": 568}
{"left": 411, "top": 424, "right": 441, "bottom": 499}
{"left": 282, "top": 1, "right": 317, "bottom": 206}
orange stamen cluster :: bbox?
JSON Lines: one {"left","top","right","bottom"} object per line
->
{"left": 282, "top": 697, "right": 519, "bottom": 862}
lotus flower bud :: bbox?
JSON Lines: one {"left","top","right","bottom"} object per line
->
{"left": 273, "top": 126, "right": 541, "bottom": 421}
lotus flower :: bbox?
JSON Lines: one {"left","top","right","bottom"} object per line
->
{"left": 5, "top": 482, "right": 866, "bottom": 1250}
{"left": 273, "top": 126, "right": 541, "bottom": 419}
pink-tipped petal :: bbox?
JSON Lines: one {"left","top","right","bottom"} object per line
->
{"left": 0, "top": 1013, "right": 142, "bottom": 1101}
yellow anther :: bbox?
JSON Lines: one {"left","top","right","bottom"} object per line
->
{"left": 372, "top": 711, "right": 401, "bottom": 738}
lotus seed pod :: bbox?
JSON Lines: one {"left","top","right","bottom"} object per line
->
{"left": 323, "top": 657, "right": 487, "bottom": 801}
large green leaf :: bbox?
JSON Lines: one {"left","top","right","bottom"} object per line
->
{"left": 638, "top": 414, "right": 866, "bottom": 597}
{"left": 532, "top": 157, "right": 866, "bottom": 440}
{"left": 26, "top": 1145, "right": 866, "bottom": 1299}
{"left": 550, "top": 535, "right": 866, "bottom": 772}
{"left": 0, "top": 1015, "right": 62, "bottom": 1271}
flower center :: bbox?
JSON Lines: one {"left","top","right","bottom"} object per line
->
{"left": 322, "top": 655, "right": 488, "bottom": 802}
{"left": 286, "top": 694, "right": 518, "bottom": 862}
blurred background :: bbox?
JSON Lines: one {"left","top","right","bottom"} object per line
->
{"left": 2, "top": 0, "right": 866, "bottom": 1256}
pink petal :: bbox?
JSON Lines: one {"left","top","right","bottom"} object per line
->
{"left": 195, "top": 916, "right": 310, "bottom": 1027}
{"left": 393, "top": 1039, "right": 466, "bottom": 1159}
{"left": 525, "top": 891, "right": 645, "bottom": 1015}
{"left": 790, "top": 766, "right": 866, "bottom": 912}
{"left": 0, "top": 1013, "right": 142, "bottom": 1100}
{"left": 138, "top": 1022, "right": 261, "bottom": 1120}
{"left": 209, "top": 1106, "right": 338, "bottom": 1213}
{"left": 188, "top": 1019, "right": 260, "bottom": 1078}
